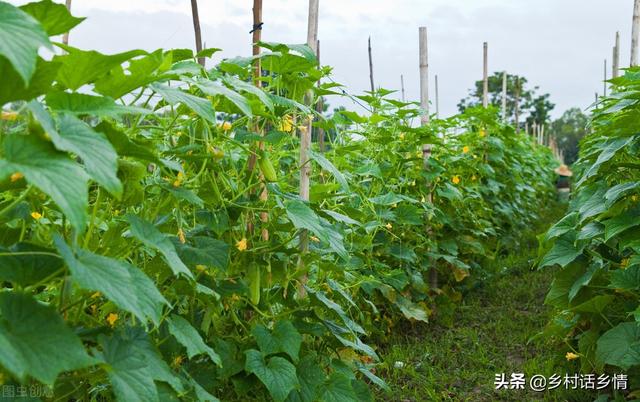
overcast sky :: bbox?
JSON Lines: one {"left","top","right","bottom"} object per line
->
{"left": 10, "top": 0, "right": 635, "bottom": 118}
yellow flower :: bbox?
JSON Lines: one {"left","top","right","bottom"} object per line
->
{"left": 196, "top": 264, "right": 207, "bottom": 272}
{"left": 621, "top": 258, "right": 630, "bottom": 269}
{"left": 171, "top": 355, "right": 184, "bottom": 369}
{"left": 565, "top": 352, "right": 579, "bottom": 361}
{"left": 236, "top": 238, "right": 248, "bottom": 251}
{"left": 452, "top": 175, "right": 461, "bottom": 185}
{"left": 31, "top": 212, "right": 42, "bottom": 220}
{"left": 1, "top": 111, "right": 18, "bottom": 121}
{"left": 10, "top": 172, "right": 23, "bottom": 182}
{"left": 173, "top": 171, "right": 185, "bottom": 188}
{"left": 107, "top": 313, "right": 118, "bottom": 327}
{"left": 219, "top": 121, "right": 232, "bottom": 131}
{"left": 633, "top": 195, "right": 638, "bottom": 202}
{"left": 91, "top": 291, "right": 102, "bottom": 299}
{"left": 479, "top": 128, "right": 486, "bottom": 137}
{"left": 462, "top": 146, "right": 470, "bottom": 154}
{"left": 385, "top": 223, "right": 393, "bottom": 230}
{"left": 177, "top": 228, "right": 186, "bottom": 244}
{"left": 399, "top": 133, "right": 405, "bottom": 140}
{"left": 279, "top": 115, "right": 294, "bottom": 132}
{"left": 310, "top": 235, "right": 320, "bottom": 243}
{"left": 471, "top": 175, "right": 477, "bottom": 181}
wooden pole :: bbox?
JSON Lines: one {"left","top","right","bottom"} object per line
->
{"left": 604, "top": 59, "right": 607, "bottom": 97}
{"left": 190, "top": 0, "right": 205, "bottom": 66}
{"left": 501, "top": 72, "right": 507, "bottom": 122}
{"left": 62, "top": 0, "right": 72, "bottom": 45}
{"left": 482, "top": 42, "right": 488, "bottom": 108}
{"left": 613, "top": 31, "right": 620, "bottom": 78}
{"left": 300, "top": 0, "right": 318, "bottom": 248}
{"left": 514, "top": 77, "right": 520, "bottom": 133}
{"left": 368, "top": 36, "right": 375, "bottom": 92}
{"left": 400, "top": 74, "right": 406, "bottom": 102}
{"left": 316, "top": 39, "right": 326, "bottom": 152}
{"left": 633, "top": 0, "right": 640, "bottom": 66}
{"left": 435, "top": 74, "right": 440, "bottom": 118}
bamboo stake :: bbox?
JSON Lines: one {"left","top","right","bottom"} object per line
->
{"left": 435, "top": 74, "right": 440, "bottom": 118}
{"left": 501, "top": 72, "right": 507, "bottom": 122}
{"left": 368, "top": 36, "right": 375, "bottom": 92}
{"left": 604, "top": 59, "right": 607, "bottom": 97}
{"left": 316, "top": 39, "right": 326, "bottom": 152}
{"left": 190, "top": 0, "right": 205, "bottom": 66}
{"left": 400, "top": 74, "right": 406, "bottom": 102}
{"left": 633, "top": 0, "right": 640, "bottom": 66}
{"left": 514, "top": 77, "right": 520, "bottom": 133}
{"left": 62, "top": 0, "right": 72, "bottom": 45}
{"left": 613, "top": 31, "right": 620, "bottom": 78}
{"left": 482, "top": 42, "right": 488, "bottom": 108}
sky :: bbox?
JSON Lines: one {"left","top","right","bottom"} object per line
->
{"left": 9, "top": 0, "right": 635, "bottom": 119}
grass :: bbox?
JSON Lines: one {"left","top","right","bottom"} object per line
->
{"left": 374, "top": 203, "right": 599, "bottom": 402}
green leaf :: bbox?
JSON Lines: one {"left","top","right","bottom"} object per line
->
{"left": 285, "top": 201, "right": 347, "bottom": 259}
{"left": 393, "top": 204, "right": 423, "bottom": 226}
{"left": 0, "top": 57, "right": 60, "bottom": 105}
{"left": 0, "top": 243, "right": 63, "bottom": 287}
{"left": 577, "top": 137, "right": 633, "bottom": 187}
{"left": 605, "top": 181, "right": 640, "bottom": 207}
{"left": 192, "top": 79, "right": 253, "bottom": 117}
{"left": 603, "top": 206, "right": 640, "bottom": 241}
{"left": 571, "top": 295, "right": 614, "bottom": 313}
{"left": 320, "top": 373, "right": 358, "bottom": 402}
{"left": 309, "top": 150, "right": 350, "bottom": 193}
{"left": 54, "top": 47, "right": 146, "bottom": 90}
{"left": 20, "top": 0, "right": 85, "bottom": 36}
{"left": 596, "top": 322, "right": 640, "bottom": 370}
{"left": 31, "top": 108, "right": 122, "bottom": 197}
{"left": 150, "top": 83, "right": 215, "bottom": 122}
{"left": 285, "top": 355, "right": 324, "bottom": 402}
{"left": 0, "top": 292, "right": 95, "bottom": 385}
{"left": 308, "top": 288, "right": 365, "bottom": 335}
{"left": 166, "top": 314, "right": 221, "bottom": 366}
{"left": 0, "top": 2, "right": 50, "bottom": 84}
{"left": 98, "top": 331, "right": 160, "bottom": 402}
{"left": 244, "top": 349, "right": 299, "bottom": 402}
{"left": 94, "top": 49, "right": 169, "bottom": 99}
{"left": 0, "top": 134, "right": 88, "bottom": 232}
{"left": 539, "top": 232, "right": 584, "bottom": 268}
{"left": 45, "top": 91, "right": 149, "bottom": 117}
{"left": 252, "top": 320, "right": 302, "bottom": 362}
{"left": 94, "top": 121, "right": 158, "bottom": 163}
{"left": 223, "top": 75, "right": 273, "bottom": 111}
{"left": 544, "top": 212, "right": 579, "bottom": 242}
{"left": 126, "top": 215, "right": 194, "bottom": 280}
{"left": 175, "top": 236, "right": 229, "bottom": 271}
{"left": 544, "top": 262, "right": 585, "bottom": 307}
{"left": 55, "top": 235, "right": 168, "bottom": 326}
{"left": 610, "top": 265, "right": 640, "bottom": 291}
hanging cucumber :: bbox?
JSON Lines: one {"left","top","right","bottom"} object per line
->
{"left": 257, "top": 151, "right": 278, "bottom": 182}
{"left": 247, "top": 263, "right": 261, "bottom": 305}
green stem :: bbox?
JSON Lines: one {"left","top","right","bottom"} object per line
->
{"left": 83, "top": 188, "right": 102, "bottom": 249}
{"left": 0, "top": 186, "right": 32, "bottom": 220}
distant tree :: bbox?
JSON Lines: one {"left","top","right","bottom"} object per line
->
{"left": 458, "top": 72, "right": 555, "bottom": 130}
{"left": 550, "top": 108, "right": 589, "bottom": 165}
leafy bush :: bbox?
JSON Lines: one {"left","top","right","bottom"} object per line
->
{"left": 0, "top": 2, "right": 556, "bottom": 400}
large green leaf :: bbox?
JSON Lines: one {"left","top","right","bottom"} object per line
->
{"left": 223, "top": 75, "right": 273, "bottom": 111}
{"left": 577, "top": 137, "right": 633, "bottom": 187}
{"left": 544, "top": 212, "right": 579, "bottom": 242}
{"left": 166, "top": 314, "right": 221, "bottom": 366}
{"left": 55, "top": 235, "right": 168, "bottom": 326}
{"left": 0, "top": 57, "right": 59, "bottom": 105}
{"left": 20, "top": 0, "right": 85, "bottom": 36}
{"left": 45, "top": 91, "right": 149, "bottom": 117}
{"left": 320, "top": 373, "right": 358, "bottom": 402}
{"left": 0, "top": 292, "right": 95, "bottom": 385}
{"left": 175, "top": 236, "right": 229, "bottom": 271}
{"left": 244, "top": 349, "right": 299, "bottom": 402}
{"left": 94, "top": 121, "right": 158, "bottom": 163}
{"left": 94, "top": 49, "right": 169, "bottom": 99}
{"left": 126, "top": 215, "right": 194, "bottom": 280}
{"left": 309, "top": 150, "right": 350, "bottom": 192}
{"left": 539, "top": 231, "right": 584, "bottom": 268}
{"left": 0, "top": 2, "right": 50, "bottom": 84}
{"left": 0, "top": 134, "right": 88, "bottom": 232}
{"left": 54, "top": 47, "right": 146, "bottom": 90}
{"left": 98, "top": 331, "right": 160, "bottom": 402}
{"left": 29, "top": 108, "right": 122, "bottom": 197}
{"left": 150, "top": 83, "right": 215, "bottom": 122}
{"left": 0, "top": 243, "right": 63, "bottom": 287}
{"left": 285, "top": 201, "right": 347, "bottom": 259}
{"left": 285, "top": 355, "right": 324, "bottom": 402}
{"left": 596, "top": 322, "right": 640, "bottom": 370}
{"left": 603, "top": 206, "right": 640, "bottom": 241}
{"left": 192, "top": 79, "right": 253, "bottom": 117}
{"left": 252, "top": 320, "right": 302, "bottom": 362}
{"left": 610, "top": 265, "right": 640, "bottom": 291}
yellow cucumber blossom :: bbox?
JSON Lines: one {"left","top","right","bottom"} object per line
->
{"left": 462, "top": 146, "right": 470, "bottom": 153}
{"left": 236, "top": 238, "right": 248, "bottom": 251}
{"left": 565, "top": 352, "right": 579, "bottom": 361}
{"left": 107, "top": 313, "right": 118, "bottom": 327}
{"left": 10, "top": 172, "right": 23, "bottom": 182}
{"left": 31, "top": 212, "right": 42, "bottom": 220}
{"left": 452, "top": 175, "right": 461, "bottom": 185}
{"left": 177, "top": 228, "right": 186, "bottom": 244}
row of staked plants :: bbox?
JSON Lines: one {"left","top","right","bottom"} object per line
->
{"left": 0, "top": 1, "right": 556, "bottom": 400}
{"left": 538, "top": 68, "right": 640, "bottom": 397}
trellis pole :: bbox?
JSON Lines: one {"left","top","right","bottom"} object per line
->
{"left": 501, "top": 72, "right": 507, "bottom": 122}
{"left": 482, "top": 42, "right": 488, "bottom": 108}
{"left": 613, "top": 31, "right": 620, "bottom": 78}
{"left": 368, "top": 36, "right": 375, "bottom": 92}
{"left": 632, "top": 0, "right": 640, "bottom": 66}
{"left": 62, "top": 0, "right": 72, "bottom": 45}
{"left": 604, "top": 59, "right": 608, "bottom": 97}
{"left": 190, "top": 0, "right": 205, "bottom": 66}
{"left": 435, "top": 74, "right": 440, "bottom": 118}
